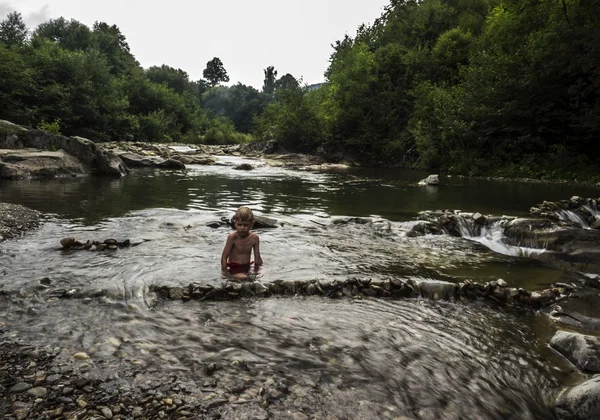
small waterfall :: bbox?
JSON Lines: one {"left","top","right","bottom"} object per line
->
{"left": 454, "top": 216, "right": 546, "bottom": 257}
{"left": 555, "top": 209, "right": 590, "bottom": 228}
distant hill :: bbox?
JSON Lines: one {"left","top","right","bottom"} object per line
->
{"left": 306, "top": 83, "right": 325, "bottom": 92}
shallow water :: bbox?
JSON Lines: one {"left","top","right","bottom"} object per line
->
{"left": 1, "top": 155, "right": 598, "bottom": 418}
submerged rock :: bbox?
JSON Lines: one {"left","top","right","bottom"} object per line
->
{"left": 59, "top": 238, "right": 135, "bottom": 250}
{"left": 550, "top": 331, "right": 600, "bottom": 372}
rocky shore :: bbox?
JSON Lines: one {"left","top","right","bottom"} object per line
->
{"left": 0, "top": 202, "right": 41, "bottom": 242}
{"left": 0, "top": 331, "right": 315, "bottom": 420}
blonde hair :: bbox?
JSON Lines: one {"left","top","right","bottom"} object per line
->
{"left": 234, "top": 206, "right": 254, "bottom": 222}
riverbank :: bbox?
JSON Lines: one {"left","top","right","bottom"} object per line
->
{"left": 0, "top": 202, "right": 40, "bottom": 241}
{"left": 0, "top": 329, "right": 315, "bottom": 420}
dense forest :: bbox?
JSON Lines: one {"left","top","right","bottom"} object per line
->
{"left": 1, "top": 0, "right": 599, "bottom": 180}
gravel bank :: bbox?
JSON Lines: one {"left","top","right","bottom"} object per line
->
{"left": 0, "top": 202, "right": 41, "bottom": 241}
{"left": 0, "top": 329, "right": 329, "bottom": 420}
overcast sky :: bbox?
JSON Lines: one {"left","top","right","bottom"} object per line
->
{"left": 1, "top": 0, "right": 389, "bottom": 89}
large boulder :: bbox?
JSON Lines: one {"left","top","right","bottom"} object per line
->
{"left": 555, "top": 375, "right": 600, "bottom": 420}
{"left": 550, "top": 331, "right": 600, "bottom": 372}
{"left": 0, "top": 149, "right": 87, "bottom": 179}
{"left": 0, "top": 120, "right": 128, "bottom": 177}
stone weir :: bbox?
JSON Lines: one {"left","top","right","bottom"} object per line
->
{"left": 150, "top": 277, "right": 570, "bottom": 309}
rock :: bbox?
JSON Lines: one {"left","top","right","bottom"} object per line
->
{"left": 169, "top": 287, "right": 184, "bottom": 300}
{"left": 27, "top": 386, "right": 48, "bottom": 397}
{"left": 73, "top": 352, "right": 89, "bottom": 360}
{"left": 418, "top": 174, "right": 439, "bottom": 186}
{"left": 206, "top": 398, "right": 229, "bottom": 409}
{"left": 234, "top": 163, "right": 254, "bottom": 170}
{"left": 100, "top": 407, "right": 113, "bottom": 419}
{"left": 60, "top": 237, "right": 76, "bottom": 249}
{"left": 263, "top": 139, "right": 280, "bottom": 154}
{"left": 473, "top": 212, "right": 487, "bottom": 225}
{"left": 555, "top": 375, "right": 600, "bottom": 420}
{"left": 229, "top": 215, "right": 280, "bottom": 229}
{"left": 0, "top": 120, "right": 129, "bottom": 177}
{"left": 157, "top": 158, "right": 186, "bottom": 170}
{"left": 9, "top": 382, "right": 31, "bottom": 393}
{"left": 0, "top": 149, "right": 88, "bottom": 179}
{"left": 550, "top": 331, "right": 600, "bottom": 372}
{"left": 204, "top": 362, "right": 217, "bottom": 376}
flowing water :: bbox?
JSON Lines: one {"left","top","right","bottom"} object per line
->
{"left": 1, "top": 155, "right": 599, "bottom": 418}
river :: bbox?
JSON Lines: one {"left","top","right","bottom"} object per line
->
{"left": 1, "top": 155, "right": 598, "bottom": 419}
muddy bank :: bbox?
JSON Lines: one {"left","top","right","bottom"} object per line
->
{"left": 0, "top": 202, "right": 40, "bottom": 241}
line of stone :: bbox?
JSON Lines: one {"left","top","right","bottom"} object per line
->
{"left": 151, "top": 277, "right": 572, "bottom": 308}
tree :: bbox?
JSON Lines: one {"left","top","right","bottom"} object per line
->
{"left": 262, "top": 66, "right": 277, "bottom": 94}
{"left": 0, "top": 12, "right": 28, "bottom": 46}
{"left": 92, "top": 21, "right": 138, "bottom": 75}
{"left": 275, "top": 73, "right": 299, "bottom": 92}
{"left": 203, "top": 57, "right": 229, "bottom": 87}
{"left": 32, "top": 17, "right": 92, "bottom": 51}
{"left": 146, "top": 65, "right": 191, "bottom": 95}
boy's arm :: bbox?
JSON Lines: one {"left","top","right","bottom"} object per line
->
{"left": 253, "top": 235, "right": 263, "bottom": 266}
{"left": 221, "top": 234, "right": 235, "bottom": 271}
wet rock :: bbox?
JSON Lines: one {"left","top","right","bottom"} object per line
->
{"left": 555, "top": 375, "right": 600, "bottom": 420}
{"left": 60, "top": 237, "right": 76, "bottom": 248}
{"left": 550, "top": 331, "right": 600, "bottom": 372}
{"left": 169, "top": 287, "right": 184, "bottom": 300}
{"left": 418, "top": 174, "right": 439, "bottom": 186}
{"left": 229, "top": 215, "right": 280, "bottom": 229}
{"left": 158, "top": 158, "right": 186, "bottom": 170}
{"left": 234, "top": 163, "right": 254, "bottom": 170}
{"left": 204, "top": 363, "right": 217, "bottom": 376}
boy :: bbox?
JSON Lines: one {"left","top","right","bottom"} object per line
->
{"left": 221, "top": 207, "right": 263, "bottom": 278}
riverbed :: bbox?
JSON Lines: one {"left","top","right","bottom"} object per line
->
{"left": 1, "top": 155, "right": 599, "bottom": 419}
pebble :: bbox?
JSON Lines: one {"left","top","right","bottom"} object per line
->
{"left": 9, "top": 382, "right": 31, "bottom": 393}
{"left": 73, "top": 352, "right": 89, "bottom": 360}
{"left": 27, "top": 386, "right": 48, "bottom": 397}
{"left": 101, "top": 407, "right": 114, "bottom": 419}
{"left": 206, "top": 398, "right": 229, "bottom": 409}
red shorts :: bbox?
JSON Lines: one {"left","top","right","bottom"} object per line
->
{"left": 227, "top": 261, "right": 253, "bottom": 275}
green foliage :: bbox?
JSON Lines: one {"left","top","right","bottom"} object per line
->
{"left": 0, "top": 16, "right": 246, "bottom": 145}
{"left": 37, "top": 118, "right": 61, "bottom": 135}
{"left": 254, "top": 84, "right": 325, "bottom": 153}
{"left": 253, "top": 0, "right": 599, "bottom": 178}
{"left": 203, "top": 57, "right": 229, "bottom": 87}
{"left": 262, "top": 66, "right": 277, "bottom": 94}
{"left": 146, "top": 65, "right": 192, "bottom": 95}
{"left": 0, "top": 12, "right": 28, "bottom": 46}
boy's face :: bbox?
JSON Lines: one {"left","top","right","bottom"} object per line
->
{"left": 234, "top": 219, "right": 253, "bottom": 237}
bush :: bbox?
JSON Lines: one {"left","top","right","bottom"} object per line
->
{"left": 37, "top": 119, "right": 61, "bottom": 135}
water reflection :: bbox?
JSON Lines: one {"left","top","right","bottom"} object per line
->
{"left": 1, "top": 156, "right": 598, "bottom": 225}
